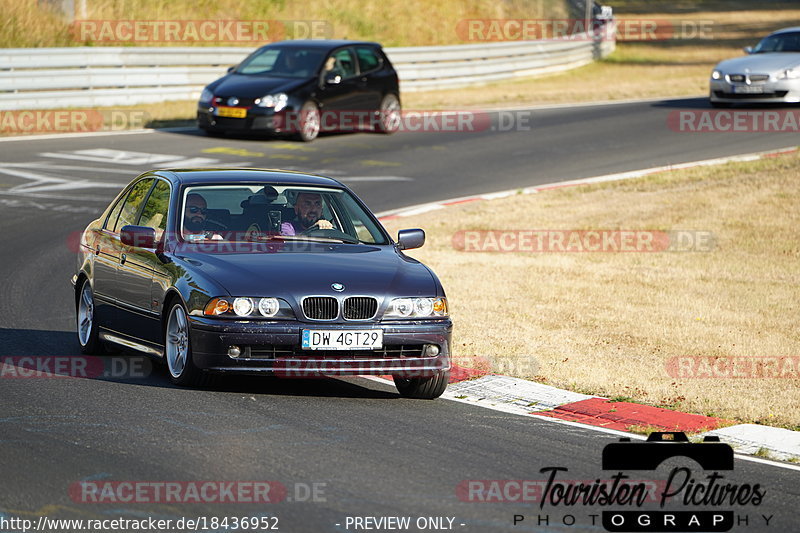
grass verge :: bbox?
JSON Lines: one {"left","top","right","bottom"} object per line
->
{"left": 380, "top": 151, "right": 800, "bottom": 429}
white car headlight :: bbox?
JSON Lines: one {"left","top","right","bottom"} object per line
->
{"left": 781, "top": 68, "right": 800, "bottom": 80}
{"left": 232, "top": 297, "right": 254, "bottom": 317}
{"left": 255, "top": 93, "right": 288, "bottom": 112}
{"left": 384, "top": 297, "right": 448, "bottom": 318}
{"left": 200, "top": 88, "right": 214, "bottom": 102}
{"left": 258, "top": 297, "right": 280, "bottom": 317}
{"left": 711, "top": 69, "right": 722, "bottom": 80}
{"left": 202, "top": 297, "right": 294, "bottom": 319}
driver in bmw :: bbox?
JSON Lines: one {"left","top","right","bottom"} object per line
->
{"left": 280, "top": 192, "right": 333, "bottom": 235}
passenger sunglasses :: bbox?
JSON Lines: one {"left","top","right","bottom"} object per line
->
{"left": 188, "top": 206, "right": 207, "bottom": 215}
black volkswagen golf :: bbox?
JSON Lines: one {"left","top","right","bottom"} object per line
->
{"left": 73, "top": 169, "right": 451, "bottom": 399}
{"left": 197, "top": 40, "right": 402, "bottom": 141}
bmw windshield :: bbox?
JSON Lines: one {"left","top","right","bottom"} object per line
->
{"left": 753, "top": 31, "right": 800, "bottom": 53}
{"left": 180, "top": 184, "right": 390, "bottom": 245}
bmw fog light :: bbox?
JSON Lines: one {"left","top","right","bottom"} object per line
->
{"left": 424, "top": 344, "right": 440, "bottom": 357}
{"left": 228, "top": 345, "right": 241, "bottom": 358}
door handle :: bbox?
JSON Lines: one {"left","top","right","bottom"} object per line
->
{"left": 95, "top": 245, "right": 100, "bottom": 255}
{"left": 120, "top": 253, "right": 127, "bottom": 265}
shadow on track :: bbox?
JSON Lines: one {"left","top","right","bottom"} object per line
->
{"left": 0, "top": 327, "right": 399, "bottom": 399}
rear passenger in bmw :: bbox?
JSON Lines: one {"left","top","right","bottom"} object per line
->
{"left": 280, "top": 192, "right": 334, "bottom": 235}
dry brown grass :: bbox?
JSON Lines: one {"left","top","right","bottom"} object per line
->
{"left": 381, "top": 152, "right": 800, "bottom": 429}
{"left": 406, "top": 4, "right": 800, "bottom": 108}
{"left": 1, "top": 0, "right": 569, "bottom": 47}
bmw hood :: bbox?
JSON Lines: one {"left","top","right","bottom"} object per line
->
{"left": 209, "top": 74, "right": 308, "bottom": 99}
{"left": 715, "top": 53, "right": 800, "bottom": 74}
{"left": 176, "top": 245, "right": 439, "bottom": 300}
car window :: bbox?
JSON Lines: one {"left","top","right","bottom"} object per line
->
{"left": 104, "top": 194, "right": 126, "bottom": 231}
{"left": 236, "top": 48, "right": 325, "bottom": 77}
{"left": 113, "top": 178, "right": 154, "bottom": 232}
{"left": 237, "top": 48, "right": 279, "bottom": 74}
{"left": 327, "top": 49, "right": 358, "bottom": 79}
{"left": 180, "top": 184, "right": 389, "bottom": 245}
{"left": 754, "top": 31, "right": 800, "bottom": 53}
{"left": 137, "top": 180, "right": 170, "bottom": 240}
{"left": 355, "top": 47, "right": 382, "bottom": 73}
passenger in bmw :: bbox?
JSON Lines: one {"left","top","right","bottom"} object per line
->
{"left": 280, "top": 192, "right": 334, "bottom": 235}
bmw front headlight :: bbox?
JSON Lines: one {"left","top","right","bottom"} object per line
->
{"left": 200, "top": 87, "right": 214, "bottom": 103}
{"left": 711, "top": 69, "right": 722, "bottom": 80}
{"left": 781, "top": 68, "right": 800, "bottom": 80}
{"left": 255, "top": 93, "right": 288, "bottom": 112}
{"left": 384, "top": 297, "right": 448, "bottom": 319}
{"left": 202, "top": 297, "right": 294, "bottom": 319}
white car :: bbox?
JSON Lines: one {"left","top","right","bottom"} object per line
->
{"left": 710, "top": 27, "right": 800, "bottom": 107}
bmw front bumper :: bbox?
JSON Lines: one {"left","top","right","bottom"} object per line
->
{"left": 188, "top": 317, "right": 452, "bottom": 378}
{"left": 710, "top": 78, "right": 800, "bottom": 104}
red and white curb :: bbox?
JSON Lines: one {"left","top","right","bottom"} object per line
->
{"left": 377, "top": 144, "right": 800, "bottom": 466}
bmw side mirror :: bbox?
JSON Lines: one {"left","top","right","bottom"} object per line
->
{"left": 120, "top": 225, "right": 156, "bottom": 249}
{"left": 227, "top": 66, "right": 235, "bottom": 73}
{"left": 397, "top": 229, "right": 425, "bottom": 250}
{"left": 743, "top": 46, "right": 753, "bottom": 54}
{"left": 325, "top": 74, "right": 342, "bottom": 85}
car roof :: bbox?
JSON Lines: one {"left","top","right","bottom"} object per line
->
{"left": 150, "top": 168, "right": 345, "bottom": 187}
{"left": 770, "top": 27, "right": 800, "bottom": 35}
{"left": 266, "top": 39, "right": 382, "bottom": 50}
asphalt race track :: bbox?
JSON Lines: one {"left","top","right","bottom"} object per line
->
{"left": 0, "top": 98, "right": 798, "bottom": 532}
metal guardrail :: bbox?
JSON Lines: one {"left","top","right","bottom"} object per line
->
{"left": 0, "top": 29, "right": 614, "bottom": 110}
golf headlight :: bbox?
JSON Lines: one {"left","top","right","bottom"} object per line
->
{"left": 384, "top": 297, "right": 448, "bottom": 318}
{"left": 255, "top": 93, "right": 288, "bottom": 111}
{"left": 781, "top": 68, "right": 800, "bottom": 80}
{"left": 200, "top": 88, "right": 214, "bottom": 102}
{"left": 711, "top": 70, "right": 722, "bottom": 80}
{"left": 202, "top": 297, "right": 294, "bottom": 319}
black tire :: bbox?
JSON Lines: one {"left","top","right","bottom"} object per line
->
{"left": 393, "top": 371, "right": 449, "bottom": 399}
{"left": 295, "top": 101, "right": 320, "bottom": 142}
{"left": 76, "top": 278, "right": 106, "bottom": 355}
{"left": 164, "top": 301, "right": 209, "bottom": 387}
{"left": 375, "top": 93, "right": 401, "bottom": 134}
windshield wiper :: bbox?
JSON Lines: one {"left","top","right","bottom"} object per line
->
{"left": 277, "top": 235, "right": 361, "bottom": 244}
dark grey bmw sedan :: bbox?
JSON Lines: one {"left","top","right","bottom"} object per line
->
{"left": 73, "top": 169, "right": 451, "bottom": 398}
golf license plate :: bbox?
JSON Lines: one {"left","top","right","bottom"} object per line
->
{"left": 301, "top": 330, "right": 383, "bottom": 350}
{"left": 217, "top": 106, "right": 247, "bottom": 118}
